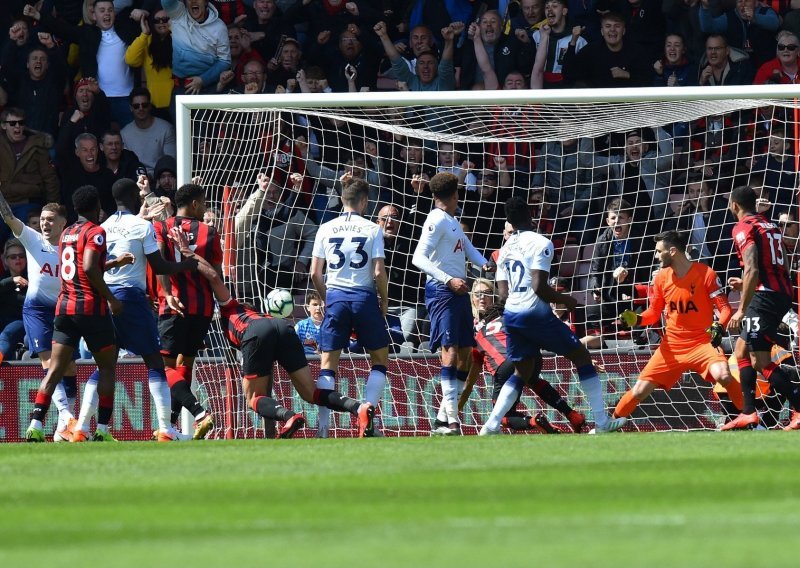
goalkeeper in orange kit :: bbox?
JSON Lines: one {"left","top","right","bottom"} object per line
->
{"left": 613, "top": 231, "right": 744, "bottom": 421}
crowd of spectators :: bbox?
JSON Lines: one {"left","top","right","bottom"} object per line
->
{"left": 2, "top": 0, "right": 800, "bottom": 356}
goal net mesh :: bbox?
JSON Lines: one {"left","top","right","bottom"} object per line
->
{"left": 185, "top": 95, "right": 800, "bottom": 437}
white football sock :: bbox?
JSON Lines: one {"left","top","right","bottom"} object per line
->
{"left": 149, "top": 376, "right": 173, "bottom": 431}
{"left": 316, "top": 374, "right": 334, "bottom": 438}
{"left": 579, "top": 375, "right": 608, "bottom": 428}
{"left": 484, "top": 375, "right": 523, "bottom": 431}
{"left": 440, "top": 378, "right": 459, "bottom": 425}
{"left": 75, "top": 381, "right": 99, "bottom": 434}
{"left": 364, "top": 368, "right": 386, "bottom": 407}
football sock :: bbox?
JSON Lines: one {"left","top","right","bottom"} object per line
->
{"left": 97, "top": 394, "right": 114, "bottom": 426}
{"left": 169, "top": 380, "right": 205, "bottom": 418}
{"left": 614, "top": 390, "right": 640, "bottom": 418}
{"left": 148, "top": 368, "right": 172, "bottom": 431}
{"left": 762, "top": 363, "right": 800, "bottom": 410}
{"left": 252, "top": 396, "right": 294, "bottom": 422}
{"left": 576, "top": 365, "right": 607, "bottom": 426}
{"left": 75, "top": 370, "right": 100, "bottom": 434}
{"left": 440, "top": 366, "right": 458, "bottom": 425}
{"left": 502, "top": 415, "right": 533, "bottom": 431}
{"left": 456, "top": 368, "right": 468, "bottom": 401}
{"left": 30, "top": 391, "right": 52, "bottom": 425}
{"left": 737, "top": 359, "right": 757, "bottom": 414}
{"left": 63, "top": 374, "right": 77, "bottom": 402}
{"left": 316, "top": 370, "right": 335, "bottom": 437}
{"left": 435, "top": 401, "right": 448, "bottom": 424}
{"left": 530, "top": 377, "right": 573, "bottom": 416}
{"left": 484, "top": 374, "right": 524, "bottom": 431}
{"left": 52, "top": 380, "right": 71, "bottom": 427}
{"left": 365, "top": 364, "right": 387, "bottom": 406}
{"left": 723, "top": 377, "right": 744, "bottom": 411}
{"left": 313, "top": 388, "right": 360, "bottom": 414}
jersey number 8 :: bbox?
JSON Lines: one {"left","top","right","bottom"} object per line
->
{"left": 61, "top": 246, "right": 76, "bottom": 281}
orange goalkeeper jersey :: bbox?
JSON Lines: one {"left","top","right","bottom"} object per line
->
{"left": 640, "top": 262, "right": 731, "bottom": 349}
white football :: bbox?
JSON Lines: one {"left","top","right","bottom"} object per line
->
{"left": 266, "top": 288, "right": 294, "bottom": 319}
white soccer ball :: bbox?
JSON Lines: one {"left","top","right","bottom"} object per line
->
{"left": 266, "top": 288, "right": 294, "bottom": 319}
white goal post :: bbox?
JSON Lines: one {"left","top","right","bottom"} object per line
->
{"left": 176, "top": 85, "right": 800, "bottom": 438}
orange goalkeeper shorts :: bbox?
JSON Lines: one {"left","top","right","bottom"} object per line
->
{"left": 639, "top": 342, "right": 728, "bottom": 390}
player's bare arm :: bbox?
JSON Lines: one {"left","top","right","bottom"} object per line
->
{"left": 83, "top": 247, "right": 123, "bottom": 315}
{"left": 0, "top": 185, "right": 23, "bottom": 236}
{"left": 533, "top": 269, "right": 577, "bottom": 311}
{"left": 310, "top": 256, "right": 327, "bottom": 304}
{"left": 373, "top": 257, "right": 389, "bottom": 316}
{"left": 104, "top": 252, "right": 135, "bottom": 271}
{"left": 728, "top": 245, "right": 759, "bottom": 333}
{"left": 146, "top": 251, "right": 198, "bottom": 275}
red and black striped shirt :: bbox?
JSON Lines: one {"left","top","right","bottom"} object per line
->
{"left": 733, "top": 213, "right": 793, "bottom": 298}
{"left": 473, "top": 317, "right": 508, "bottom": 375}
{"left": 219, "top": 297, "right": 269, "bottom": 349}
{"left": 155, "top": 216, "right": 223, "bottom": 318}
{"left": 56, "top": 221, "right": 108, "bottom": 316}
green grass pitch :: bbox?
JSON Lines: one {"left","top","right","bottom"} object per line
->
{"left": 1, "top": 433, "right": 797, "bottom": 567}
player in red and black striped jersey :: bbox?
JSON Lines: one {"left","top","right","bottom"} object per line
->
{"left": 170, "top": 226, "right": 375, "bottom": 438}
{"left": 460, "top": 301, "right": 585, "bottom": 434}
{"left": 153, "top": 183, "right": 222, "bottom": 438}
{"left": 25, "top": 186, "right": 123, "bottom": 442}
{"left": 724, "top": 185, "right": 800, "bottom": 430}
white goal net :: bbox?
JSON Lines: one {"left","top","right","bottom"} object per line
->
{"left": 177, "top": 87, "right": 800, "bottom": 437}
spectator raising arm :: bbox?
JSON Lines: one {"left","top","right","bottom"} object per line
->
{"left": 470, "top": 22, "right": 498, "bottom": 90}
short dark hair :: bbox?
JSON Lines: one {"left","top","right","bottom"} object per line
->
{"left": 112, "top": 178, "right": 138, "bottom": 203}
{"left": 129, "top": 86, "right": 152, "bottom": 104}
{"left": 655, "top": 230, "right": 687, "bottom": 253}
{"left": 730, "top": 185, "right": 757, "bottom": 212}
{"left": 607, "top": 197, "right": 633, "bottom": 217}
{"left": 601, "top": 12, "right": 625, "bottom": 25}
{"left": 175, "top": 183, "right": 205, "bottom": 209}
{"left": 41, "top": 202, "right": 67, "bottom": 218}
{"left": 100, "top": 130, "right": 122, "bottom": 144}
{"left": 1, "top": 107, "right": 25, "bottom": 121}
{"left": 505, "top": 196, "right": 530, "bottom": 228}
{"left": 305, "top": 290, "right": 322, "bottom": 304}
{"left": 429, "top": 172, "right": 458, "bottom": 199}
{"left": 72, "top": 185, "right": 100, "bottom": 216}
{"left": 341, "top": 178, "right": 369, "bottom": 206}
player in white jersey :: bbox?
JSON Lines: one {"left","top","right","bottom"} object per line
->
{"left": 78, "top": 178, "right": 198, "bottom": 441}
{"left": 488, "top": 197, "right": 626, "bottom": 435}
{"left": 310, "top": 179, "right": 388, "bottom": 437}
{"left": 412, "top": 172, "right": 491, "bottom": 435}
{"left": 0, "top": 193, "right": 79, "bottom": 441}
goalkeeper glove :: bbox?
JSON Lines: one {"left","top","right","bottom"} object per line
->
{"left": 619, "top": 309, "right": 640, "bottom": 328}
{"left": 707, "top": 322, "right": 724, "bottom": 348}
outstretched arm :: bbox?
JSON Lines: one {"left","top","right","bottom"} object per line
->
{"left": 469, "top": 22, "right": 498, "bottom": 90}
{"left": 531, "top": 24, "right": 551, "bottom": 89}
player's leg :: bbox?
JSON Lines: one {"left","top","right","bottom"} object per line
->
{"left": 525, "top": 355, "right": 585, "bottom": 432}
{"left": 707, "top": 361, "right": 743, "bottom": 411}
{"left": 158, "top": 315, "right": 213, "bottom": 435}
{"left": 480, "top": 356, "right": 535, "bottom": 435}
{"left": 317, "top": 349, "right": 342, "bottom": 438}
{"left": 427, "top": 285, "right": 473, "bottom": 434}
{"left": 244, "top": 374, "right": 305, "bottom": 439}
{"left": 512, "top": 303, "right": 622, "bottom": 432}
{"left": 88, "top": 346, "right": 119, "bottom": 442}
{"left": 240, "top": 320, "right": 306, "bottom": 438}
{"left": 284, "top": 324, "right": 373, "bottom": 438}
{"left": 26, "top": 341, "right": 75, "bottom": 442}
{"left": 113, "top": 291, "right": 182, "bottom": 441}
{"left": 613, "top": 346, "right": 688, "bottom": 421}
